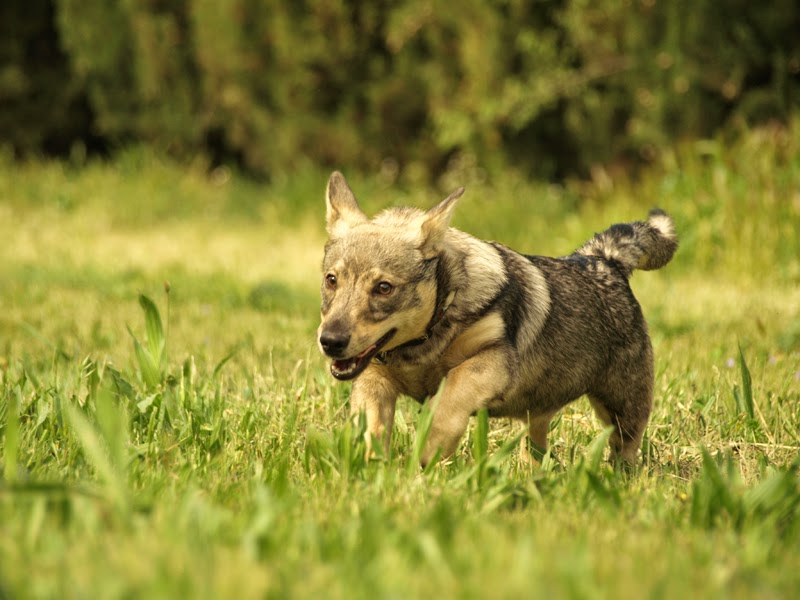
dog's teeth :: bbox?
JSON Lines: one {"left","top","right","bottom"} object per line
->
{"left": 333, "top": 358, "right": 358, "bottom": 376}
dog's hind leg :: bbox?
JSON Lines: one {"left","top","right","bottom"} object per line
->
{"left": 528, "top": 411, "right": 556, "bottom": 450}
{"left": 519, "top": 411, "right": 556, "bottom": 464}
{"left": 588, "top": 342, "right": 654, "bottom": 464}
{"left": 421, "top": 348, "right": 511, "bottom": 467}
{"left": 588, "top": 384, "right": 652, "bottom": 464}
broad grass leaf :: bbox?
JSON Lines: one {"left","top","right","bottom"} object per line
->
{"left": 139, "top": 294, "right": 165, "bottom": 366}
{"left": 585, "top": 426, "right": 614, "bottom": 471}
{"left": 128, "top": 326, "right": 161, "bottom": 388}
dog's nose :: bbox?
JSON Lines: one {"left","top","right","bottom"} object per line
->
{"left": 319, "top": 331, "right": 350, "bottom": 356}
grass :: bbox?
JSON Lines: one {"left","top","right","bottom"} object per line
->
{"left": 1, "top": 123, "right": 800, "bottom": 599}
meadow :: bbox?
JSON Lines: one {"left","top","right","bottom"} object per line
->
{"left": 1, "top": 123, "right": 799, "bottom": 599}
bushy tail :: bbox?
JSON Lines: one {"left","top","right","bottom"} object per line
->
{"left": 575, "top": 209, "right": 678, "bottom": 277}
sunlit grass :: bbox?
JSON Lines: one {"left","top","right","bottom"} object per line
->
{"left": 1, "top": 123, "right": 799, "bottom": 598}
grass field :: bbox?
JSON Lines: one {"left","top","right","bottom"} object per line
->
{"left": 1, "top": 124, "right": 799, "bottom": 599}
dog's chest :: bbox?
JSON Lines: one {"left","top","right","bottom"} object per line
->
{"left": 378, "top": 311, "right": 509, "bottom": 402}
{"left": 381, "top": 359, "right": 447, "bottom": 402}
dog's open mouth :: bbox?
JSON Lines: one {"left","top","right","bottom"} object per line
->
{"left": 330, "top": 329, "right": 396, "bottom": 381}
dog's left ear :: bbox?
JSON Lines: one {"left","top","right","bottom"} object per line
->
{"left": 326, "top": 171, "right": 367, "bottom": 236}
{"left": 419, "top": 187, "right": 464, "bottom": 258}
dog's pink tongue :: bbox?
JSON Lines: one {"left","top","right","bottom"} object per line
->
{"left": 356, "top": 342, "right": 377, "bottom": 359}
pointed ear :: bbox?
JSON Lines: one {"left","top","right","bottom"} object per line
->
{"left": 419, "top": 186, "right": 464, "bottom": 258}
{"left": 326, "top": 171, "right": 367, "bottom": 236}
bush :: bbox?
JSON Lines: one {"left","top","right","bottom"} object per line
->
{"left": 0, "top": 0, "right": 96, "bottom": 156}
{"left": 3, "top": 0, "right": 799, "bottom": 180}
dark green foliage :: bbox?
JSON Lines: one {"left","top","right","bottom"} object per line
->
{"left": 2, "top": 0, "right": 799, "bottom": 179}
{"left": 0, "top": 0, "right": 96, "bottom": 156}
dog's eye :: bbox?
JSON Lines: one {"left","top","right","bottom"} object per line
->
{"left": 374, "top": 281, "right": 394, "bottom": 296}
{"left": 325, "top": 274, "right": 337, "bottom": 289}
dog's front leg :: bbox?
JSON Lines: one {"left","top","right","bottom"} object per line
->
{"left": 421, "top": 348, "right": 510, "bottom": 467}
{"left": 350, "top": 369, "right": 398, "bottom": 459}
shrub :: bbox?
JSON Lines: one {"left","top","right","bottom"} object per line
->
{"left": 3, "top": 0, "right": 799, "bottom": 180}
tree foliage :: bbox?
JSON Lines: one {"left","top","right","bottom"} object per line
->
{"left": 2, "top": 0, "right": 799, "bottom": 180}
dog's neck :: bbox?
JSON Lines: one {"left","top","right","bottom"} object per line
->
{"left": 376, "top": 255, "right": 455, "bottom": 361}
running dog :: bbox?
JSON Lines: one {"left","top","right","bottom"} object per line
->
{"left": 317, "top": 172, "right": 677, "bottom": 466}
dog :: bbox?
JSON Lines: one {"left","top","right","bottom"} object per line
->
{"left": 317, "top": 172, "right": 677, "bottom": 467}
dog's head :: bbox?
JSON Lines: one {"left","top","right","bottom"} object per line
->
{"left": 318, "top": 171, "right": 463, "bottom": 380}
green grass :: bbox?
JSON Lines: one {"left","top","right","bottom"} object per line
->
{"left": 1, "top": 123, "right": 800, "bottom": 599}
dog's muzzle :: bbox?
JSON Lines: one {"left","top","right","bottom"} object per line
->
{"left": 322, "top": 329, "right": 396, "bottom": 381}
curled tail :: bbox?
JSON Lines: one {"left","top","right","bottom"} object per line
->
{"left": 575, "top": 209, "right": 678, "bottom": 277}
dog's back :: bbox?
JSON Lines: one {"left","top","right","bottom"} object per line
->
{"left": 498, "top": 210, "right": 678, "bottom": 459}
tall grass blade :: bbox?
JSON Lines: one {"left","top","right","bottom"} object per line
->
{"left": 213, "top": 345, "right": 241, "bottom": 378}
{"left": 736, "top": 343, "right": 755, "bottom": 420}
{"left": 699, "top": 447, "right": 739, "bottom": 518}
{"left": 473, "top": 409, "right": 489, "bottom": 464}
{"left": 62, "top": 401, "right": 128, "bottom": 511}
{"left": 742, "top": 458, "right": 800, "bottom": 529}
{"left": 407, "top": 380, "right": 444, "bottom": 476}
{"left": 94, "top": 388, "right": 130, "bottom": 477}
{"left": 3, "top": 387, "right": 21, "bottom": 482}
{"left": 472, "top": 409, "right": 490, "bottom": 489}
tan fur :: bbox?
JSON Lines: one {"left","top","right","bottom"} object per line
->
{"left": 356, "top": 368, "right": 397, "bottom": 457}
{"left": 422, "top": 346, "right": 510, "bottom": 465}
{"left": 519, "top": 411, "right": 558, "bottom": 465}
{"left": 442, "top": 312, "right": 505, "bottom": 368}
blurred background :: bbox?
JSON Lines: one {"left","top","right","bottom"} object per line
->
{"left": 3, "top": 6, "right": 800, "bottom": 598}
{"left": 2, "top": 0, "right": 799, "bottom": 184}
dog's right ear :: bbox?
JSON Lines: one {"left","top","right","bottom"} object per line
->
{"left": 326, "top": 171, "right": 367, "bottom": 236}
{"left": 419, "top": 186, "right": 464, "bottom": 258}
